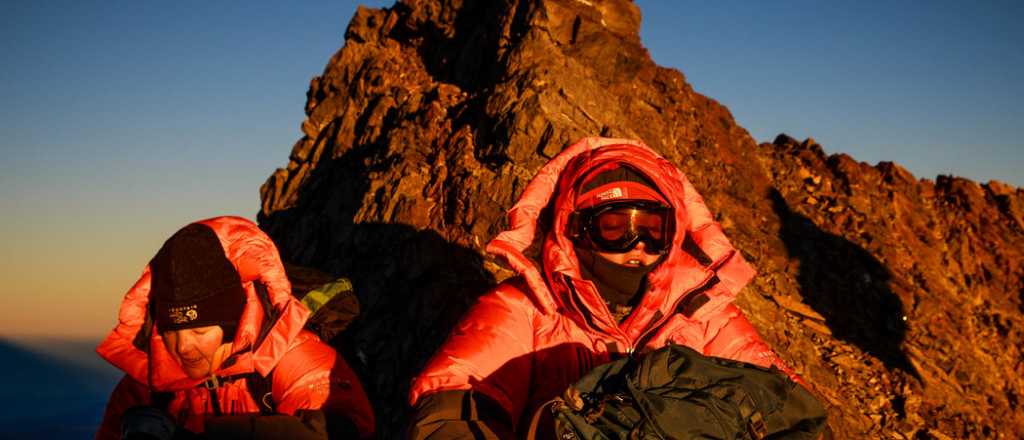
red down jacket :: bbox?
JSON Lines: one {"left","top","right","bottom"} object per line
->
{"left": 95, "top": 216, "right": 374, "bottom": 439}
{"left": 410, "top": 137, "right": 798, "bottom": 433}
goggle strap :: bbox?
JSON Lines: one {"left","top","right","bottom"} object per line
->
{"left": 567, "top": 211, "right": 581, "bottom": 240}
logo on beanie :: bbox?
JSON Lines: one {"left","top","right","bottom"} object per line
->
{"left": 168, "top": 305, "right": 199, "bottom": 324}
{"left": 596, "top": 187, "right": 624, "bottom": 201}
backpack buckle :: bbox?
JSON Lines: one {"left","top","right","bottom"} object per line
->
{"left": 204, "top": 375, "right": 221, "bottom": 390}
{"left": 748, "top": 411, "right": 768, "bottom": 439}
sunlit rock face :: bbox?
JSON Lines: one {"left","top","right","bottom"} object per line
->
{"left": 259, "top": 0, "right": 1024, "bottom": 437}
{"left": 761, "top": 135, "right": 1024, "bottom": 438}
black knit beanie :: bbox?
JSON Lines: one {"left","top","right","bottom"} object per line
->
{"left": 150, "top": 224, "right": 247, "bottom": 337}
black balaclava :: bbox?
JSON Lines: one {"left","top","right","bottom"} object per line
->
{"left": 575, "top": 246, "right": 660, "bottom": 308}
{"left": 150, "top": 223, "right": 246, "bottom": 341}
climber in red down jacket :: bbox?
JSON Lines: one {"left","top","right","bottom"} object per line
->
{"left": 409, "top": 137, "right": 802, "bottom": 438}
{"left": 96, "top": 216, "right": 374, "bottom": 439}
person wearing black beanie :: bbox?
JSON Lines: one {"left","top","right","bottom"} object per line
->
{"left": 96, "top": 218, "right": 376, "bottom": 440}
{"left": 148, "top": 223, "right": 248, "bottom": 379}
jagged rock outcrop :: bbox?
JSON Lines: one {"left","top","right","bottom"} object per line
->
{"left": 760, "top": 135, "right": 1024, "bottom": 438}
{"left": 257, "top": 0, "right": 1024, "bottom": 437}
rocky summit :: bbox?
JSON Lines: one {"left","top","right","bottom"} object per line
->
{"left": 258, "top": 0, "right": 1024, "bottom": 437}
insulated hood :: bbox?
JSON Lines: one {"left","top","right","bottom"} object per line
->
{"left": 486, "top": 137, "right": 756, "bottom": 319}
{"left": 96, "top": 216, "right": 309, "bottom": 392}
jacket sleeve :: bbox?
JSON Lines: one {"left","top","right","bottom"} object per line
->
{"left": 409, "top": 390, "right": 517, "bottom": 440}
{"left": 96, "top": 375, "right": 151, "bottom": 440}
{"left": 275, "top": 336, "right": 375, "bottom": 438}
{"left": 408, "top": 284, "right": 537, "bottom": 435}
{"left": 701, "top": 304, "right": 803, "bottom": 384}
{"left": 204, "top": 337, "right": 375, "bottom": 439}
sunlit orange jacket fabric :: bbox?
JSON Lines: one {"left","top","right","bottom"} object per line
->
{"left": 95, "top": 216, "right": 374, "bottom": 439}
{"left": 410, "top": 137, "right": 798, "bottom": 429}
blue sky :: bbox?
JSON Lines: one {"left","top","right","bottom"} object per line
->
{"left": 1, "top": 0, "right": 1021, "bottom": 339}
{"left": 639, "top": 1, "right": 1023, "bottom": 184}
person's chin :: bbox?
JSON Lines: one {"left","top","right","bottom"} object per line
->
{"left": 183, "top": 369, "right": 209, "bottom": 380}
{"left": 180, "top": 363, "right": 210, "bottom": 379}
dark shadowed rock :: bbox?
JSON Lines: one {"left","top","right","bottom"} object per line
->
{"left": 259, "top": 1, "right": 1024, "bottom": 437}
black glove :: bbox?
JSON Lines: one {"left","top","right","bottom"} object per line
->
{"left": 121, "top": 405, "right": 177, "bottom": 440}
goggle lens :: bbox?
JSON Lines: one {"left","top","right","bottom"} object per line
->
{"left": 594, "top": 209, "right": 665, "bottom": 242}
{"left": 576, "top": 202, "right": 673, "bottom": 254}
{"left": 595, "top": 211, "right": 629, "bottom": 241}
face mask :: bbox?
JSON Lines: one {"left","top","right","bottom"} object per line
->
{"left": 575, "top": 247, "right": 662, "bottom": 307}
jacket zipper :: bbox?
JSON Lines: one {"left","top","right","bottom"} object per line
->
{"left": 562, "top": 274, "right": 632, "bottom": 348}
{"left": 628, "top": 270, "right": 715, "bottom": 356}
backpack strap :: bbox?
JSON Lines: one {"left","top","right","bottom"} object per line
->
{"left": 205, "top": 372, "right": 269, "bottom": 416}
{"left": 525, "top": 398, "right": 562, "bottom": 440}
{"left": 737, "top": 394, "right": 768, "bottom": 439}
{"left": 252, "top": 281, "right": 281, "bottom": 346}
{"left": 194, "top": 372, "right": 278, "bottom": 416}
{"left": 204, "top": 377, "right": 224, "bottom": 417}
{"left": 245, "top": 369, "right": 277, "bottom": 415}
{"left": 244, "top": 280, "right": 279, "bottom": 415}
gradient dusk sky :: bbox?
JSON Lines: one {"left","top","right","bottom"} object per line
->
{"left": 2, "top": 1, "right": 1021, "bottom": 340}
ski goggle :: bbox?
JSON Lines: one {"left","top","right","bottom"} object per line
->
{"left": 568, "top": 201, "right": 674, "bottom": 254}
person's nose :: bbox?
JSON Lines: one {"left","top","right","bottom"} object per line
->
{"left": 176, "top": 333, "right": 196, "bottom": 355}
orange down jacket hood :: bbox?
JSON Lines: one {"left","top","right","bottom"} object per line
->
{"left": 486, "top": 137, "right": 757, "bottom": 334}
{"left": 96, "top": 216, "right": 310, "bottom": 392}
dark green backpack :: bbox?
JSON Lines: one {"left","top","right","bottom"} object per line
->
{"left": 530, "top": 344, "right": 827, "bottom": 440}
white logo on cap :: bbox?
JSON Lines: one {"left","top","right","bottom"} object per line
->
{"left": 168, "top": 305, "right": 199, "bottom": 324}
{"left": 596, "top": 187, "right": 623, "bottom": 201}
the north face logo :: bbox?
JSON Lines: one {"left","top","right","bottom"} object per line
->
{"left": 596, "top": 187, "right": 623, "bottom": 201}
